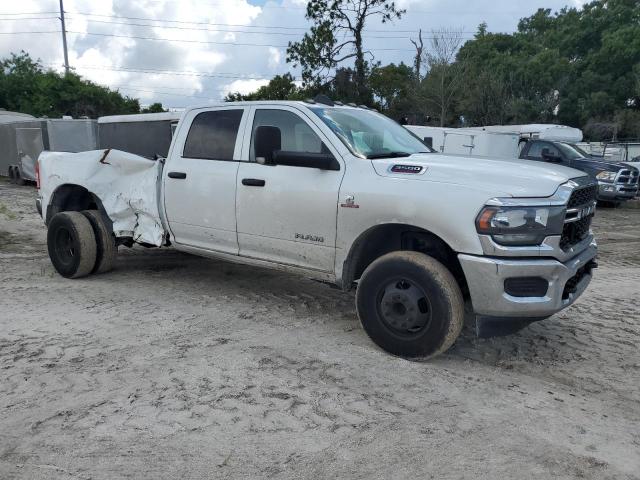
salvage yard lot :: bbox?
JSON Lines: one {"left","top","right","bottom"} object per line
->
{"left": 0, "top": 178, "right": 639, "bottom": 480}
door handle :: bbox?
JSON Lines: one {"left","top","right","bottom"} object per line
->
{"left": 242, "top": 178, "right": 265, "bottom": 187}
{"left": 168, "top": 172, "right": 187, "bottom": 179}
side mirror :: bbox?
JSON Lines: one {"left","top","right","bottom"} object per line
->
{"left": 255, "top": 125, "right": 281, "bottom": 165}
{"left": 541, "top": 148, "right": 562, "bottom": 163}
{"left": 272, "top": 151, "right": 340, "bottom": 171}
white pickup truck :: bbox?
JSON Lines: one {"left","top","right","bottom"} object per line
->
{"left": 36, "top": 99, "right": 598, "bottom": 358}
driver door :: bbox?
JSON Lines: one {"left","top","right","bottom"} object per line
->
{"left": 235, "top": 106, "right": 345, "bottom": 272}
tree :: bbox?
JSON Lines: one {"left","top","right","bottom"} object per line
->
{"left": 420, "top": 29, "right": 468, "bottom": 126}
{"left": 409, "top": 29, "right": 424, "bottom": 81}
{"left": 0, "top": 51, "right": 140, "bottom": 118}
{"left": 369, "top": 62, "right": 416, "bottom": 118}
{"left": 141, "top": 102, "right": 166, "bottom": 113}
{"left": 447, "top": 0, "right": 640, "bottom": 133}
{"left": 286, "top": 0, "right": 404, "bottom": 104}
{"left": 459, "top": 69, "right": 512, "bottom": 126}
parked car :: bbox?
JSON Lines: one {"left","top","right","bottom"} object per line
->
{"left": 519, "top": 140, "right": 639, "bottom": 205}
{"left": 36, "top": 99, "right": 598, "bottom": 358}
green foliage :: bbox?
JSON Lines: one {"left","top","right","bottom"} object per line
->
{"left": 454, "top": 0, "right": 640, "bottom": 137}
{"left": 141, "top": 102, "right": 166, "bottom": 113}
{"left": 369, "top": 63, "right": 414, "bottom": 109}
{"left": 0, "top": 52, "right": 140, "bottom": 118}
{"left": 287, "top": 0, "right": 404, "bottom": 104}
{"left": 369, "top": 62, "right": 419, "bottom": 121}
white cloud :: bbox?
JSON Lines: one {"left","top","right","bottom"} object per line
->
{"left": 222, "top": 78, "right": 271, "bottom": 96}
{"left": 268, "top": 47, "right": 282, "bottom": 69}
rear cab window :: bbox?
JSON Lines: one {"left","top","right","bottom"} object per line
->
{"left": 183, "top": 109, "right": 244, "bottom": 160}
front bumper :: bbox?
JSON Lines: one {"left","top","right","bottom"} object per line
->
{"left": 597, "top": 182, "right": 638, "bottom": 201}
{"left": 458, "top": 241, "right": 597, "bottom": 318}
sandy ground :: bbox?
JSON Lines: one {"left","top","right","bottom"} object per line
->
{"left": 0, "top": 177, "right": 639, "bottom": 479}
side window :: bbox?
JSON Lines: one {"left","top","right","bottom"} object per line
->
{"left": 544, "top": 144, "right": 560, "bottom": 157}
{"left": 250, "top": 109, "right": 326, "bottom": 162}
{"left": 183, "top": 109, "right": 243, "bottom": 160}
{"left": 526, "top": 142, "right": 544, "bottom": 159}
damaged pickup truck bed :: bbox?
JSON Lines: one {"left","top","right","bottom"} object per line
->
{"left": 37, "top": 100, "right": 598, "bottom": 358}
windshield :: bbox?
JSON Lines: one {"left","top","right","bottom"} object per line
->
{"left": 310, "top": 107, "right": 433, "bottom": 159}
{"left": 556, "top": 142, "right": 590, "bottom": 160}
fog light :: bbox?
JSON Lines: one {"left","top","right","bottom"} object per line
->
{"left": 504, "top": 277, "right": 549, "bottom": 297}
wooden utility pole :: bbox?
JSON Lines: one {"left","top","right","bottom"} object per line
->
{"left": 59, "top": 0, "right": 70, "bottom": 75}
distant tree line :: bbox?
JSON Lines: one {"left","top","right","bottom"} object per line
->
{"left": 2, "top": 0, "right": 638, "bottom": 141}
{"left": 0, "top": 52, "right": 166, "bottom": 118}
{"left": 226, "top": 0, "right": 640, "bottom": 141}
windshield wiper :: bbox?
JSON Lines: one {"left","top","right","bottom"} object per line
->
{"left": 366, "top": 151, "right": 412, "bottom": 159}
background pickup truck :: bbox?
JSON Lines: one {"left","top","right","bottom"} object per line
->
{"left": 37, "top": 99, "right": 598, "bottom": 358}
{"left": 519, "top": 139, "right": 640, "bottom": 205}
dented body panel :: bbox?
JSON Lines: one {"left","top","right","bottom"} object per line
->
{"left": 38, "top": 149, "right": 165, "bottom": 246}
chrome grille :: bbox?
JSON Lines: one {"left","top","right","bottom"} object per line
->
{"left": 616, "top": 169, "right": 639, "bottom": 186}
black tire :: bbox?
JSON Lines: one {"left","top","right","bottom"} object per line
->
{"left": 8, "top": 166, "right": 16, "bottom": 184}
{"left": 82, "top": 210, "right": 116, "bottom": 274}
{"left": 47, "top": 211, "right": 97, "bottom": 279}
{"left": 356, "top": 251, "right": 464, "bottom": 359}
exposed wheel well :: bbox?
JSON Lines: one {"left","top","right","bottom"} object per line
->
{"left": 45, "top": 184, "right": 111, "bottom": 232}
{"left": 342, "top": 224, "right": 468, "bottom": 295}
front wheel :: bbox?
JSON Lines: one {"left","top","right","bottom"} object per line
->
{"left": 356, "top": 251, "right": 464, "bottom": 359}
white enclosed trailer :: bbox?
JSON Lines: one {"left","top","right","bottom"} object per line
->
{"left": 471, "top": 124, "right": 583, "bottom": 143}
{"left": 405, "top": 125, "right": 520, "bottom": 159}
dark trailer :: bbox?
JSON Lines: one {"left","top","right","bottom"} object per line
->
{"left": 0, "top": 111, "right": 36, "bottom": 177}
{"left": 98, "top": 112, "right": 182, "bottom": 159}
{"left": 1, "top": 115, "right": 98, "bottom": 182}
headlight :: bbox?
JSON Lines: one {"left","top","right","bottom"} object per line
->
{"left": 596, "top": 171, "right": 617, "bottom": 182}
{"left": 476, "top": 205, "right": 566, "bottom": 246}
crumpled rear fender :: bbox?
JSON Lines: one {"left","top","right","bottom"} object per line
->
{"left": 39, "top": 149, "right": 165, "bottom": 246}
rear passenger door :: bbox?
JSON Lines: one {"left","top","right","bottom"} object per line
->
{"left": 164, "top": 107, "right": 248, "bottom": 254}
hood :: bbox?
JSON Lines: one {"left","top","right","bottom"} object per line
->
{"left": 371, "top": 153, "right": 587, "bottom": 198}
{"left": 572, "top": 157, "right": 638, "bottom": 173}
